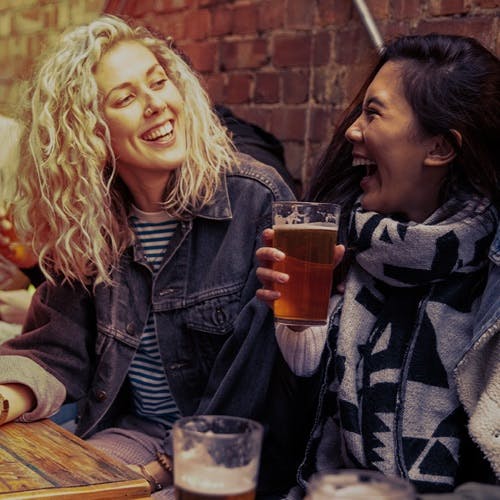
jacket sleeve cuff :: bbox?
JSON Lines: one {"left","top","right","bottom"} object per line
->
{"left": 0, "top": 355, "right": 67, "bottom": 422}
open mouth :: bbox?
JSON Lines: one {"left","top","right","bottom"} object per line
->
{"left": 141, "top": 121, "right": 173, "bottom": 142}
{"left": 353, "top": 157, "right": 377, "bottom": 176}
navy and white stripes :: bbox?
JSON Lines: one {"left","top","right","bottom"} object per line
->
{"left": 128, "top": 207, "right": 180, "bottom": 427}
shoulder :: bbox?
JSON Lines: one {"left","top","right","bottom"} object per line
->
{"left": 226, "top": 152, "right": 295, "bottom": 201}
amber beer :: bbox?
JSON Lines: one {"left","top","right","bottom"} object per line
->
{"left": 273, "top": 223, "right": 337, "bottom": 325}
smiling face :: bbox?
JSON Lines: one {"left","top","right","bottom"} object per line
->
{"left": 94, "top": 41, "right": 186, "bottom": 194}
{"left": 345, "top": 61, "right": 449, "bottom": 222}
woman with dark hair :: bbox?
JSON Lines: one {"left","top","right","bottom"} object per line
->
{"left": 256, "top": 34, "right": 499, "bottom": 496}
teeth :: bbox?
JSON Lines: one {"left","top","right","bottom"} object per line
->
{"left": 352, "top": 157, "right": 376, "bottom": 167}
{"left": 142, "top": 122, "right": 173, "bottom": 141}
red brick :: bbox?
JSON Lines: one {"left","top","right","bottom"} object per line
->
{"left": 102, "top": 0, "right": 122, "bottom": 13}
{"left": 309, "top": 106, "right": 336, "bottom": 143}
{"left": 270, "top": 107, "right": 307, "bottom": 141}
{"left": 234, "top": 107, "right": 272, "bottom": 132}
{"left": 384, "top": 20, "right": 413, "bottom": 42}
{"left": 151, "top": 13, "right": 187, "bottom": 41}
{"left": 185, "top": 8, "right": 211, "bottom": 40}
{"left": 416, "top": 17, "right": 495, "bottom": 51}
{"left": 313, "top": 31, "right": 331, "bottom": 66}
{"left": 391, "top": 0, "right": 422, "bottom": 18}
{"left": 220, "top": 39, "right": 268, "bottom": 70}
{"left": 317, "top": 0, "right": 352, "bottom": 27}
{"left": 199, "top": 0, "right": 226, "bottom": 5}
{"left": 364, "top": 0, "right": 390, "bottom": 19}
{"left": 128, "top": 0, "right": 156, "bottom": 17}
{"left": 474, "top": 0, "right": 500, "bottom": 6}
{"left": 182, "top": 41, "right": 217, "bottom": 73}
{"left": 212, "top": 6, "right": 233, "bottom": 36}
{"left": 224, "top": 73, "right": 253, "bottom": 104}
{"left": 258, "top": 0, "right": 285, "bottom": 31}
{"left": 233, "top": 4, "right": 258, "bottom": 35}
{"left": 255, "top": 72, "right": 280, "bottom": 103}
{"left": 287, "top": 0, "right": 314, "bottom": 28}
{"left": 204, "top": 73, "right": 225, "bottom": 104}
{"left": 283, "top": 70, "right": 310, "bottom": 104}
{"left": 429, "top": 0, "right": 471, "bottom": 15}
{"left": 335, "top": 27, "right": 373, "bottom": 65}
{"left": 273, "top": 34, "right": 312, "bottom": 68}
{"left": 152, "top": 0, "right": 190, "bottom": 14}
{"left": 343, "top": 61, "right": 375, "bottom": 102}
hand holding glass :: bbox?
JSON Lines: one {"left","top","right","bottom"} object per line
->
{"left": 271, "top": 202, "right": 340, "bottom": 326}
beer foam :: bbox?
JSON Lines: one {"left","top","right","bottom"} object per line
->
{"left": 175, "top": 463, "right": 256, "bottom": 495}
{"left": 310, "top": 478, "right": 408, "bottom": 499}
{"left": 272, "top": 222, "right": 337, "bottom": 230}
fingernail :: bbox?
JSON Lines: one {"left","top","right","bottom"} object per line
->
{"left": 273, "top": 250, "right": 285, "bottom": 260}
{"left": 277, "top": 274, "right": 288, "bottom": 283}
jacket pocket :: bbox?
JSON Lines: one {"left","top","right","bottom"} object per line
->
{"left": 184, "top": 290, "right": 241, "bottom": 335}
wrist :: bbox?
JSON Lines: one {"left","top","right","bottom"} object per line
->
{"left": 139, "top": 463, "right": 164, "bottom": 493}
{"left": 0, "top": 392, "right": 9, "bottom": 426}
{"left": 137, "top": 453, "right": 173, "bottom": 494}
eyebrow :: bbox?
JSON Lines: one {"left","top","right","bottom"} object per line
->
{"left": 104, "top": 64, "right": 164, "bottom": 102}
{"left": 364, "top": 96, "right": 386, "bottom": 109}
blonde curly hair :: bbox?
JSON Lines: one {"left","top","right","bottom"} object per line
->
{"left": 15, "top": 15, "right": 236, "bottom": 287}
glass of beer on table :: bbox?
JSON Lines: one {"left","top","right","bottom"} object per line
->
{"left": 173, "top": 415, "right": 263, "bottom": 500}
{"left": 272, "top": 201, "right": 340, "bottom": 326}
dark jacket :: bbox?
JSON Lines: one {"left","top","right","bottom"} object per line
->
{"left": 0, "top": 154, "right": 305, "bottom": 494}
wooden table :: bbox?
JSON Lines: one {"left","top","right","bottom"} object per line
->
{"left": 0, "top": 419, "right": 151, "bottom": 498}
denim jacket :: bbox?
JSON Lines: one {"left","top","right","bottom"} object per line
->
{"left": 455, "top": 225, "right": 500, "bottom": 480}
{"left": 0, "top": 154, "right": 295, "bottom": 441}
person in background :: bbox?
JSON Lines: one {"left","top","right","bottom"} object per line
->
{"left": 256, "top": 34, "right": 499, "bottom": 497}
{"left": 0, "top": 115, "right": 39, "bottom": 339}
{"left": 0, "top": 15, "right": 298, "bottom": 498}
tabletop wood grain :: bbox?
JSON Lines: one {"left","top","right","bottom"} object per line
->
{"left": 0, "top": 419, "right": 150, "bottom": 498}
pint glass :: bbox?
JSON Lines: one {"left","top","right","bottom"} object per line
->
{"left": 272, "top": 201, "right": 340, "bottom": 326}
{"left": 304, "top": 470, "right": 416, "bottom": 499}
{"left": 173, "top": 415, "right": 263, "bottom": 500}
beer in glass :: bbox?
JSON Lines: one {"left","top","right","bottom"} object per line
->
{"left": 272, "top": 202, "right": 340, "bottom": 326}
{"left": 173, "top": 415, "right": 263, "bottom": 500}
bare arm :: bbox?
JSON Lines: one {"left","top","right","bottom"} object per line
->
{"left": 0, "top": 383, "right": 36, "bottom": 424}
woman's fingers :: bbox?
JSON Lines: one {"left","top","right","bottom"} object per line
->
{"left": 333, "top": 244, "right": 345, "bottom": 268}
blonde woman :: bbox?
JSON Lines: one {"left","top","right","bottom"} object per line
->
{"left": 0, "top": 15, "right": 295, "bottom": 497}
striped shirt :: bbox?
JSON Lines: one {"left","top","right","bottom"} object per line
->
{"left": 128, "top": 206, "right": 181, "bottom": 427}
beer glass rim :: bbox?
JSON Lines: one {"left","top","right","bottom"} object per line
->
{"left": 173, "top": 414, "right": 263, "bottom": 438}
{"left": 272, "top": 201, "right": 341, "bottom": 209}
{"left": 306, "top": 469, "right": 416, "bottom": 496}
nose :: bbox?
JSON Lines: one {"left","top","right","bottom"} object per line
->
{"left": 144, "top": 91, "right": 165, "bottom": 118}
{"left": 345, "top": 117, "right": 363, "bottom": 144}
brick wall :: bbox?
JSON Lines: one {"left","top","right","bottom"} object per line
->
{"left": 104, "top": 0, "right": 499, "bottom": 193}
{"left": 0, "top": 0, "right": 106, "bottom": 111}
{"left": 1, "top": 0, "right": 498, "bottom": 192}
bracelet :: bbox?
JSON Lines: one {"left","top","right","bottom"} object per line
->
{"left": 138, "top": 463, "right": 163, "bottom": 492}
{"left": 156, "top": 451, "right": 173, "bottom": 473}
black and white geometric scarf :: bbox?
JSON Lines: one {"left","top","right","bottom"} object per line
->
{"left": 303, "top": 193, "right": 497, "bottom": 494}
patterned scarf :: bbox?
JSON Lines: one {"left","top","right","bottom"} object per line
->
{"left": 304, "top": 193, "right": 497, "bottom": 494}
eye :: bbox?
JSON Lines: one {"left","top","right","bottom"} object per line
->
{"left": 363, "top": 106, "right": 380, "bottom": 121}
{"left": 151, "top": 78, "right": 168, "bottom": 89}
{"left": 115, "top": 94, "right": 134, "bottom": 106}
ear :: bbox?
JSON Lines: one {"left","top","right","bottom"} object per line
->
{"left": 424, "top": 129, "right": 461, "bottom": 167}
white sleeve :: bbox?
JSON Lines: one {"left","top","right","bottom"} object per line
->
{"left": 274, "top": 296, "right": 340, "bottom": 376}
{"left": 275, "top": 322, "right": 328, "bottom": 376}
